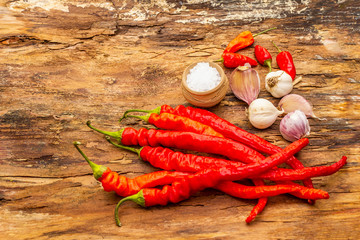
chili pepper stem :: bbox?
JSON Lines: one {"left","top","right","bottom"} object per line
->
{"left": 272, "top": 41, "right": 282, "bottom": 53}
{"left": 253, "top": 27, "right": 277, "bottom": 37}
{"left": 115, "top": 190, "right": 145, "bottom": 227}
{"left": 213, "top": 58, "right": 224, "bottom": 63}
{"left": 126, "top": 114, "right": 150, "bottom": 122}
{"left": 73, "top": 141, "right": 107, "bottom": 180}
{"left": 120, "top": 107, "right": 162, "bottom": 122}
{"left": 105, "top": 136, "right": 143, "bottom": 160}
{"left": 264, "top": 59, "right": 272, "bottom": 72}
{"left": 86, "top": 121, "right": 123, "bottom": 140}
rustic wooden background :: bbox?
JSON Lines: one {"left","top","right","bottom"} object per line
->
{"left": 1, "top": 0, "right": 359, "bottom": 239}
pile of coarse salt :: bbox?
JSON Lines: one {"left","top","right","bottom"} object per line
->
{"left": 186, "top": 62, "right": 221, "bottom": 92}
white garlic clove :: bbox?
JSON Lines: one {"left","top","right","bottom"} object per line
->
{"left": 278, "top": 94, "right": 325, "bottom": 120}
{"left": 248, "top": 98, "right": 284, "bottom": 129}
{"left": 265, "top": 70, "right": 293, "bottom": 98}
{"left": 229, "top": 64, "right": 260, "bottom": 105}
{"left": 280, "top": 110, "right": 310, "bottom": 142}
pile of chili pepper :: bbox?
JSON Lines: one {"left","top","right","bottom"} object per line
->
{"left": 74, "top": 104, "right": 347, "bottom": 227}
{"left": 215, "top": 27, "right": 297, "bottom": 80}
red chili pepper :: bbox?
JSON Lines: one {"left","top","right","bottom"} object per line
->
{"left": 216, "top": 181, "right": 329, "bottom": 200}
{"left": 73, "top": 141, "right": 191, "bottom": 196}
{"left": 105, "top": 141, "right": 267, "bottom": 223}
{"left": 119, "top": 105, "right": 316, "bottom": 203}
{"left": 127, "top": 112, "right": 224, "bottom": 138}
{"left": 168, "top": 104, "right": 316, "bottom": 203}
{"left": 106, "top": 137, "right": 344, "bottom": 223}
{"left": 87, "top": 121, "right": 265, "bottom": 164}
{"left": 224, "top": 27, "right": 277, "bottom": 53}
{"left": 107, "top": 139, "right": 347, "bottom": 182}
{"left": 216, "top": 52, "right": 258, "bottom": 68}
{"left": 257, "top": 156, "right": 347, "bottom": 181}
{"left": 114, "top": 138, "right": 309, "bottom": 226}
{"left": 273, "top": 41, "right": 296, "bottom": 80}
{"left": 118, "top": 111, "right": 267, "bottom": 220}
{"left": 90, "top": 119, "right": 268, "bottom": 222}
{"left": 254, "top": 45, "right": 272, "bottom": 71}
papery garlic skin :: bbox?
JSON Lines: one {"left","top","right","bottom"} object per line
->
{"left": 278, "top": 94, "right": 320, "bottom": 119}
{"left": 248, "top": 98, "right": 284, "bottom": 129}
{"left": 265, "top": 70, "right": 293, "bottom": 98}
{"left": 280, "top": 110, "right": 310, "bottom": 142}
{"left": 229, "top": 64, "right": 260, "bottom": 105}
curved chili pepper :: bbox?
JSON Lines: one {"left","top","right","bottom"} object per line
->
{"left": 118, "top": 111, "right": 267, "bottom": 220}
{"left": 127, "top": 112, "right": 224, "bottom": 138}
{"left": 216, "top": 52, "right": 258, "bottom": 68}
{"left": 247, "top": 180, "right": 267, "bottom": 223}
{"left": 216, "top": 181, "right": 329, "bottom": 200}
{"left": 105, "top": 138, "right": 268, "bottom": 223}
{"left": 89, "top": 120, "right": 269, "bottom": 222}
{"left": 74, "top": 140, "right": 325, "bottom": 205}
{"left": 73, "top": 141, "right": 190, "bottom": 196}
{"left": 107, "top": 139, "right": 347, "bottom": 182}
{"left": 254, "top": 45, "right": 272, "bottom": 72}
{"left": 115, "top": 138, "right": 309, "bottom": 226}
{"left": 87, "top": 121, "right": 265, "bottom": 164}
{"left": 273, "top": 41, "right": 296, "bottom": 80}
{"left": 107, "top": 136, "right": 343, "bottom": 223}
{"left": 119, "top": 105, "right": 316, "bottom": 203}
{"left": 100, "top": 129, "right": 309, "bottom": 180}
{"left": 257, "top": 156, "right": 347, "bottom": 181}
{"left": 224, "top": 27, "right": 277, "bottom": 53}
{"left": 106, "top": 136, "right": 306, "bottom": 223}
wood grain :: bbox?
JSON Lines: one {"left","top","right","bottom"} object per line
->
{"left": 0, "top": 0, "right": 359, "bottom": 239}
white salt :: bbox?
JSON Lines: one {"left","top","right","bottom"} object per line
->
{"left": 186, "top": 62, "right": 221, "bottom": 92}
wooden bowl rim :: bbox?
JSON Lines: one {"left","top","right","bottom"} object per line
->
{"left": 182, "top": 61, "right": 226, "bottom": 96}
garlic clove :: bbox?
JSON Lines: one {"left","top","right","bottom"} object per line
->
{"left": 229, "top": 64, "right": 260, "bottom": 105}
{"left": 265, "top": 70, "right": 293, "bottom": 98}
{"left": 278, "top": 94, "right": 325, "bottom": 120}
{"left": 248, "top": 98, "right": 284, "bottom": 129}
{"left": 280, "top": 110, "right": 310, "bottom": 142}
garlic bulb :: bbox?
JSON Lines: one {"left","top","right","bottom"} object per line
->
{"left": 229, "top": 63, "right": 260, "bottom": 105}
{"left": 278, "top": 94, "right": 325, "bottom": 120}
{"left": 265, "top": 70, "right": 293, "bottom": 98}
{"left": 280, "top": 110, "right": 310, "bottom": 142}
{"left": 247, "top": 98, "right": 284, "bottom": 129}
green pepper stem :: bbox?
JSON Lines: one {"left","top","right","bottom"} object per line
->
{"left": 253, "top": 27, "right": 277, "bottom": 37}
{"left": 272, "top": 41, "right": 282, "bottom": 53}
{"left": 126, "top": 114, "right": 150, "bottom": 122}
{"left": 264, "top": 59, "right": 272, "bottom": 72}
{"left": 105, "top": 136, "right": 143, "bottom": 160}
{"left": 119, "top": 106, "right": 161, "bottom": 122}
{"left": 86, "top": 121, "right": 123, "bottom": 140}
{"left": 115, "top": 190, "right": 145, "bottom": 227}
{"left": 73, "top": 141, "right": 107, "bottom": 180}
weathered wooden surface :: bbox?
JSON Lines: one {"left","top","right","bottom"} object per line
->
{"left": 0, "top": 0, "right": 359, "bottom": 239}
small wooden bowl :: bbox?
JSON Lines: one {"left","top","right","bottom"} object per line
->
{"left": 181, "top": 61, "right": 228, "bottom": 108}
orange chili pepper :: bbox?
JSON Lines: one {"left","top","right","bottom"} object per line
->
{"left": 224, "top": 27, "right": 277, "bottom": 53}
